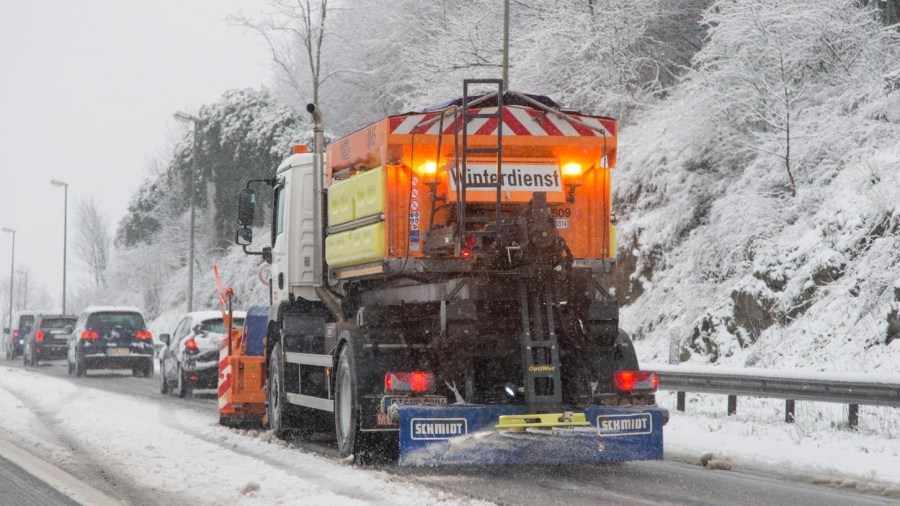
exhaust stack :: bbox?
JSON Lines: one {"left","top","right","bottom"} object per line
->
{"left": 306, "top": 103, "right": 344, "bottom": 321}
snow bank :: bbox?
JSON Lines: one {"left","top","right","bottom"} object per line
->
{"left": 0, "top": 367, "right": 480, "bottom": 505}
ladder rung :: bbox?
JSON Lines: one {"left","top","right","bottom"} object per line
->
{"left": 526, "top": 341, "right": 555, "bottom": 348}
{"left": 468, "top": 113, "right": 500, "bottom": 119}
{"left": 464, "top": 147, "right": 499, "bottom": 154}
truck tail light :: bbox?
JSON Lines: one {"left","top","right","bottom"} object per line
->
{"left": 81, "top": 330, "right": 99, "bottom": 340}
{"left": 385, "top": 371, "right": 434, "bottom": 393}
{"left": 35, "top": 330, "right": 44, "bottom": 343}
{"left": 461, "top": 247, "right": 472, "bottom": 259}
{"left": 135, "top": 330, "right": 152, "bottom": 340}
{"left": 185, "top": 337, "right": 199, "bottom": 352}
{"left": 613, "top": 371, "right": 658, "bottom": 392}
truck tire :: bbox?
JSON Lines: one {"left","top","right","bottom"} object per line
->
{"left": 617, "top": 329, "right": 640, "bottom": 370}
{"left": 267, "top": 342, "right": 295, "bottom": 439}
{"left": 334, "top": 345, "right": 363, "bottom": 459}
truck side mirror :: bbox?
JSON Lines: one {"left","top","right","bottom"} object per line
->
{"left": 159, "top": 333, "right": 170, "bottom": 345}
{"left": 63, "top": 325, "right": 73, "bottom": 334}
{"left": 235, "top": 227, "right": 253, "bottom": 246}
{"left": 238, "top": 188, "right": 256, "bottom": 226}
{"left": 262, "top": 246, "right": 272, "bottom": 264}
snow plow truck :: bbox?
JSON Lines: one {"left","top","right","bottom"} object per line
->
{"left": 234, "top": 79, "right": 665, "bottom": 466}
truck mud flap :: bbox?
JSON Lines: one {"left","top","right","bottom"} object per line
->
{"left": 398, "top": 404, "right": 663, "bottom": 467}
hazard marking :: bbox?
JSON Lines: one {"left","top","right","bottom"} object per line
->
{"left": 218, "top": 334, "right": 232, "bottom": 411}
{"left": 390, "top": 106, "right": 613, "bottom": 137}
{"left": 410, "top": 200, "right": 419, "bottom": 211}
{"left": 411, "top": 188, "right": 419, "bottom": 199}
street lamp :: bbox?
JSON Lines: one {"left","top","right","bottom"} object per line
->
{"left": 15, "top": 270, "right": 27, "bottom": 309}
{"left": 174, "top": 110, "right": 200, "bottom": 312}
{"left": 50, "top": 179, "right": 68, "bottom": 313}
{"left": 2, "top": 227, "right": 14, "bottom": 333}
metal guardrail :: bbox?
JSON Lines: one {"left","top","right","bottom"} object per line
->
{"left": 652, "top": 366, "right": 900, "bottom": 428}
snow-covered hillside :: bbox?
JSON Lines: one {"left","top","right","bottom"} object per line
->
{"left": 613, "top": 0, "right": 900, "bottom": 373}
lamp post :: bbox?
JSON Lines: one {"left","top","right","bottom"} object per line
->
{"left": 15, "top": 270, "right": 26, "bottom": 309}
{"left": 174, "top": 111, "right": 200, "bottom": 312}
{"left": 2, "top": 227, "right": 14, "bottom": 332}
{"left": 50, "top": 179, "right": 68, "bottom": 313}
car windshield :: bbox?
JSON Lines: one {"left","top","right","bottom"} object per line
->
{"left": 87, "top": 312, "right": 146, "bottom": 334}
{"left": 199, "top": 318, "right": 244, "bottom": 334}
{"left": 41, "top": 318, "right": 76, "bottom": 331}
{"left": 20, "top": 315, "right": 35, "bottom": 332}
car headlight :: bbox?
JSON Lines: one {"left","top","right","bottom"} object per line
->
{"left": 18, "top": 339, "right": 23, "bottom": 344}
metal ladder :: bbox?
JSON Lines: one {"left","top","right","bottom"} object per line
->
{"left": 457, "top": 78, "right": 505, "bottom": 249}
{"left": 517, "top": 280, "right": 563, "bottom": 413}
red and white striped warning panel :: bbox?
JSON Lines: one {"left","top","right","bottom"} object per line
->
{"left": 389, "top": 106, "right": 615, "bottom": 137}
{"left": 217, "top": 334, "right": 232, "bottom": 411}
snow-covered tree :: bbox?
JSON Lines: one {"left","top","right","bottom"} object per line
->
{"left": 73, "top": 196, "right": 111, "bottom": 290}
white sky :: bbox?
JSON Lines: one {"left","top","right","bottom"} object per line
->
{"left": 0, "top": 0, "right": 271, "bottom": 314}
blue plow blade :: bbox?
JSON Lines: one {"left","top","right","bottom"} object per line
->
{"left": 397, "top": 404, "right": 664, "bottom": 467}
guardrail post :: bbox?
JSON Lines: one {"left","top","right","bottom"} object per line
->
{"left": 727, "top": 395, "right": 737, "bottom": 416}
{"left": 676, "top": 391, "right": 685, "bottom": 412}
{"left": 848, "top": 404, "right": 859, "bottom": 430}
{"left": 785, "top": 400, "right": 795, "bottom": 423}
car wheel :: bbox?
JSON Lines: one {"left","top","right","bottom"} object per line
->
{"left": 175, "top": 363, "right": 189, "bottom": 398}
{"left": 75, "top": 353, "right": 86, "bottom": 377}
{"left": 23, "top": 344, "right": 29, "bottom": 366}
{"left": 159, "top": 360, "right": 169, "bottom": 394}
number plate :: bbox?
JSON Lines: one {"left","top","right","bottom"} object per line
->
{"left": 107, "top": 348, "right": 130, "bottom": 356}
{"left": 383, "top": 396, "right": 447, "bottom": 410}
{"left": 555, "top": 218, "right": 569, "bottom": 229}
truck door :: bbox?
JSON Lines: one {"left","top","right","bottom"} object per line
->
{"left": 270, "top": 180, "right": 289, "bottom": 306}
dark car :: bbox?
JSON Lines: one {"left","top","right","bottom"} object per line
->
{"left": 66, "top": 307, "right": 154, "bottom": 377}
{"left": 23, "top": 314, "right": 77, "bottom": 366}
{"left": 159, "top": 310, "right": 245, "bottom": 397}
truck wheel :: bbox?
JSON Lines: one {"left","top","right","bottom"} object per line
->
{"left": 267, "top": 342, "right": 294, "bottom": 439}
{"left": 67, "top": 356, "right": 74, "bottom": 376}
{"left": 616, "top": 329, "right": 640, "bottom": 370}
{"left": 159, "top": 360, "right": 169, "bottom": 394}
{"left": 334, "top": 346, "right": 363, "bottom": 459}
{"left": 29, "top": 349, "right": 37, "bottom": 368}
{"left": 23, "top": 345, "right": 29, "bottom": 366}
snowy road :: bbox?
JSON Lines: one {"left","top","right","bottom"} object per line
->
{"left": 0, "top": 360, "right": 896, "bottom": 505}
